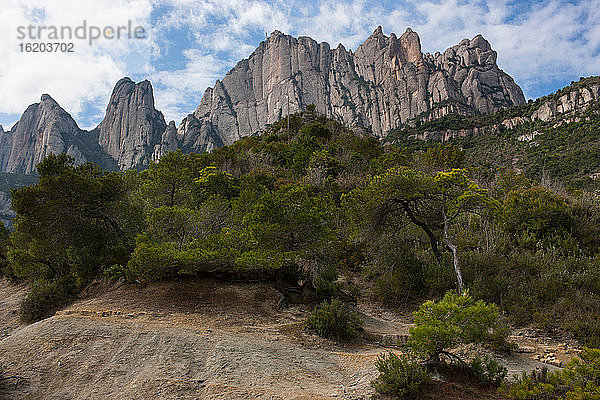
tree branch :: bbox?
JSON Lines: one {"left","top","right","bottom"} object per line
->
{"left": 393, "top": 199, "right": 443, "bottom": 263}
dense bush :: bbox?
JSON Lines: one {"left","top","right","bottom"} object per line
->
{"left": 306, "top": 299, "right": 363, "bottom": 342}
{"left": 468, "top": 356, "right": 507, "bottom": 387}
{"left": 7, "top": 155, "right": 140, "bottom": 321}
{"left": 465, "top": 248, "right": 600, "bottom": 346}
{"left": 501, "top": 347, "right": 600, "bottom": 399}
{"left": 371, "top": 352, "right": 430, "bottom": 399}
{"left": 502, "top": 186, "right": 574, "bottom": 251}
{"left": 0, "top": 223, "right": 10, "bottom": 276}
{"left": 408, "top": 291, "right": 508, "bottom": 362}
{"left": 4, "top": 107, "right": 600, "bottom": 350}
{"left": 19, "top": 276, "right": 77, "bottom": 323}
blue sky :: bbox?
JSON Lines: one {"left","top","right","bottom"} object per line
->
{"left": 0, "top": 0, "right": 598, "bottom": 130}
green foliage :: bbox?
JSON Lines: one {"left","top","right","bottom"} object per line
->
{"left": 102, "top": 264, "right": 129, "bottom": 282}
{"left": 503, "top": 187, "right": 574, "bottom": 249}
{"left": 288, "top": 129, "right": 325, "bottom": 175}
{"left": 344, "top": 166, "right": 499, "bottom": 293}
{"left": 492, "top": 169, "right": 531, "bottom": 200}
{"left": 417, "top": 144, "right": 466, "bottom": 172}
{"left": 371, "top": 352, "right": 430, "bottom": 399}
{"left": 502, "top": 348, "right": 600, "bottom": 400}
{"left": 299, "top": 122, "right": 332, "bottom": 141}
{"left": 464, "top": 249, "right": 600, "bottom": 346}
{"left": 194, "top": 166, "right": 240, "bottom": 201}
{"left": 8, "top": 154, "right": 140, "bottom": 283}
{"left": 408, "top": 291, "right": 507, "bottom": 360}
{"left": 468, "top": 356, "right": 508, "bottom": 387}
{"left": 138, "top": 150, "right": 206, "bottom": 208}
{"left": 6, "top": 154, "right": 141, "bottom": 321}
{"left": 0, "top": 222, "right": 10, "bottom": 275}
{"left": 19, "top": 276, "right": 77, "bottom": 323}
{"left": 306, "top": 299, "right": 363, "bottom": 342}
{"left": 5, "top": 104, "right": 600, "bottom": 350}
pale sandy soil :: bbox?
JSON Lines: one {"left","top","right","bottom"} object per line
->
{"left": 0, "top": 279, "right": 581, "bottom": 399}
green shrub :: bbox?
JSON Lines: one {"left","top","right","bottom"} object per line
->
{"left": 306, "top": 299, "right": 363, "bottom": 342}
{"left": 468, "top": 356, "right": 507, "bottom": 387}
{"left": 102, "top": 264, "right": 129, "bottom": 282}
{"left": 408, "top": 291, "right": 508, "bottom": 362}
{"left": 19, "top": 276, "right": 77, "bottom": 323}
{"left": 371, "top": 352, "right": 430, "bottom": 399}
{"left": 127, "top": 240, "right": 180, "bottom": 281}
{"left": 502, "top": 348, "right": 600, "bottom": 399}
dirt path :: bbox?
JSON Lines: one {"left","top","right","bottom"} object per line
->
{"left": 0, "top": 279, "right": 582, "bottom": 399}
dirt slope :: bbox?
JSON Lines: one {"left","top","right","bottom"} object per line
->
{"left": 0, "top": 280, "right": 384, "bottom": 399}
{"left": 0, "top": 279, "right": 580, "bottom": 399}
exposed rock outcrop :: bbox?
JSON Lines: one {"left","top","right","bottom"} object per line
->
{"left": 0, "top": 27, "right": 525, "bottom": 173}
{"left": 95, "top": 77, "right": 167, "bottom": 170}
{"left": 400, "top": 79, "right": 600, "bottom": 143}
{"left": 531, "top": 83, "right": 600, "bottom": 122}
{"left": 178, "top": 27, "right": 524, "bottom": 148}
{"left": 0, "top": 94, "right": 90, "bottom": 174}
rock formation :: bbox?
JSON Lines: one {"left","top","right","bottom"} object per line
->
{"left": 0, "top": 27, "right": 525, "bottom": 173}
{"left": 400, "top": 79, "right": 600, "bottom": 142}
{"left": 531, "top": 82, "right": 600, "bottom": 122}
{"left": 178, "top": 27, "right": 525, "bottom": 149}
{"left": 0, "top": 94, "right": 90, "bottom": 174}
{"left": 94, "top": 77, "right": 167, "bottom": 170}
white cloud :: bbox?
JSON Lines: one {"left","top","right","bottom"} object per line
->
{"left": 0, "top": 0, "right": 154, "bottom": 129}
{"left": 151, "top": 50, "right": 230, "bottom": 123}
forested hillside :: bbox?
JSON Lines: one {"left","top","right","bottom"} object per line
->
{"left": 388, "top": 76, "right": 600, "bottom": 190}
{"left": 2, "top": 102, "right": 600, "bottom": 399}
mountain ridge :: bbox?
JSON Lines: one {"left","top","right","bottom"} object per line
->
{"left": 0, "top": 27, "right": 525, "bottom": 173}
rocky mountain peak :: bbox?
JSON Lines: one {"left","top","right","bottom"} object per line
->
{"left": 398, "top": 27, "right": 422, "bottom": 64}
{"left": 470, "top": 34, "right": 491, "bottom": 51}
{"left": 372, "top": 25, "right": 384, "bottom": 37}
{"left": 96, "top": 77, "right": 166, "bottom": 170}
{"left": 0, "top": 94, "right": 87, "bottom": 174}
{"left": 40, "top": 93, "right": 57, "bottom": 104}
{"left": 0, "top": 28, "right": 526, "bottom": 173}
{"left": 172, "top": 27, "right": 524, "bottom": 150}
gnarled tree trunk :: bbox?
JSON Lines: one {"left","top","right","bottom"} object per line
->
{"left": 443, "top": 213, "right": 464, "bottom": 295}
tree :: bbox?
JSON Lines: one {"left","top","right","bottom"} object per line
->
{"left": 503, "top": 186, "right": 573, "bottom": 248}
{"left": 7, "top": 154, "right": 141, "bottom": 321}
{"left": 416, "top": 143, "right": 465, "bottom": 173}
{"left": 138, "top": 150, "right": 206, "bottom": 208}
{"left": 8, "top": 154, "right": 139, "bottom": 283}
{"left": 345, "top": 168, "right": 499, "bottom": 294}
{"left": 244, "top": 183, "right": 338, "bottom": 293}
{"left": 408, "top": 291, "right": 507, "bottom": 364}
{"left": 0, "top": 222, "right": 10, "bottom": 275}
{"left": 194, "top": 165, "right": 240, "bottom": 201}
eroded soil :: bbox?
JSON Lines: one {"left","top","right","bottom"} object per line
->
{"left": 0, "top": 279, "right": 582, "bottom": 399}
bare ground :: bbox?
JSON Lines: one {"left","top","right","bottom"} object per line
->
{"left": 0, "top": 279, "right": 582, "bottom": 399}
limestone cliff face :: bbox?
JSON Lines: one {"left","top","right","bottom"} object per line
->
{"left": 531, "top": 83, "right": 600, "bottom": 122}
{"left": 402, "top": 80, "right": 600, "bottom": 143}
{"left": 0, "top": 27, "right": 525, "bottom": 173}
{"left": 95, "top": 77, "right": 167, "bottom": 170}
{"left": 0, "top": 95, "right": 89, "bottom": 174}
{"left": 178, "top": 27, "right": 525, "bottom": 149}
